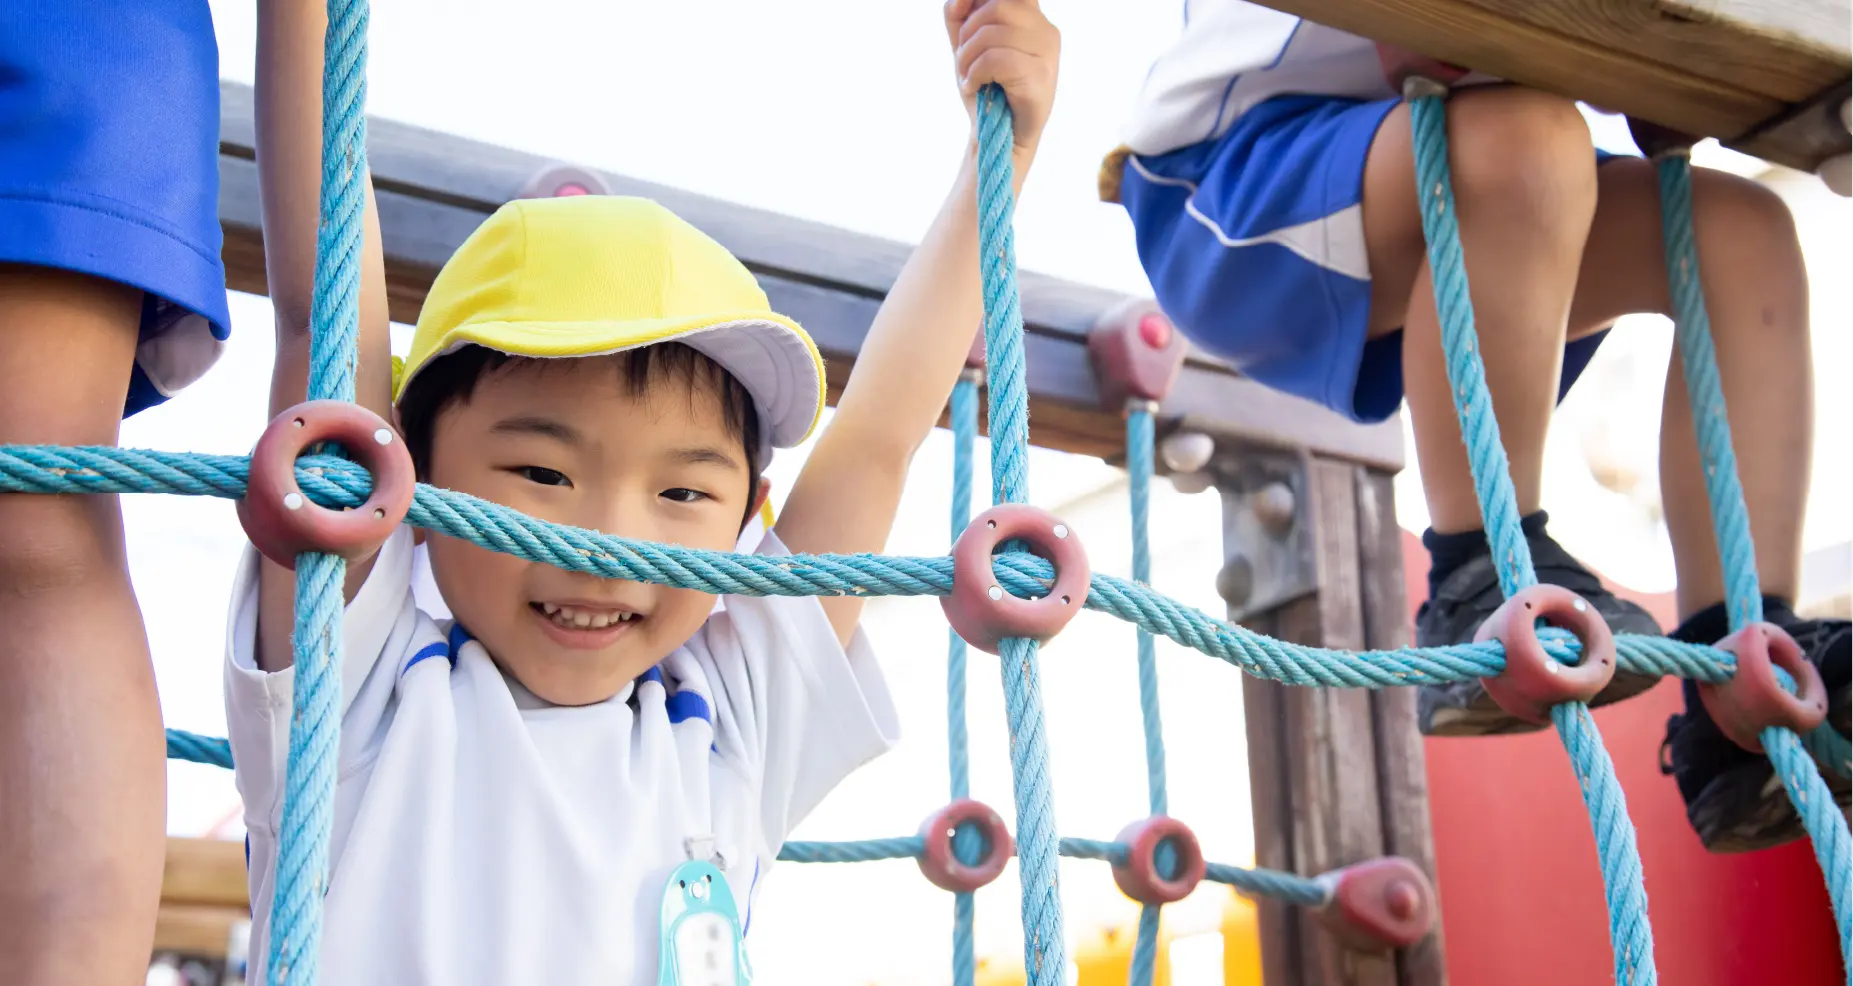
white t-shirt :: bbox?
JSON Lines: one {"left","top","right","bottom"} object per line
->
{"left": 1121, "top": 1, "right": 1498, "bottom": 158}
{"left": 224, "top": 527, "right": 899, "bottom": 984}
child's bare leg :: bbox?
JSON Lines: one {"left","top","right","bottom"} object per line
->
{"left": 1568, "top": 160, "right": 1809, "bottom": 619}
{"left": 1361, "top": 87, "right": 1597, "bottom": 535}
{"left": 1569, "top": 160, "right": 1841, "bottom": 851}
{"left": 1361, "top": 89, "right": 1666, "bottom": 734}
{"left": 0, "top": 264, "right": 163, "bottom": 983}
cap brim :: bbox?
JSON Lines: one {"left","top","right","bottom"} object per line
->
{"left": 397, "top": 312, "right": 825, "bottom": 453}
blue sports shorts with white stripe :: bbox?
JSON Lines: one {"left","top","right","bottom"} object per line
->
{"left": 1120, "top": 93, "right": 1609, "bottom": 424}
{"left": 0, "top": 0, "right": 231, "bottom": 417}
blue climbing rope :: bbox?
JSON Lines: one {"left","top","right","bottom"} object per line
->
{"left": 975, "top": 83, "right": 1068, "bottom": 986}
{"left": 1654, "top": 156, "right": 1762, "bottom": 631}
{"left": 1654, "top": 152, "right": 1850, "bottom": 972}
{"left": 948, "top": 369, "right": 980, "bottom": 986}
{"left": 267, "top": 1, "right": 370, "bottom": 982}
{"left": 1409, "top": 88, "right": 1657, "bottom": 985}
{"left": 0, "top": 443, "right": 1741, "bottom": 690}
{"left": 1126, "top": 404, "right": 1169, "bottom": 986}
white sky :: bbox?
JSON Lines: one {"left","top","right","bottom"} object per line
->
{"left": 144, "top": 2, "right": 1847, "bottom": 982}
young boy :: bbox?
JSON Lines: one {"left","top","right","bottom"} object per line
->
{"left": 1105, "top": 2, "right": 1847, "bottom": 851}
{"left": 0, "top": 2, "right": 229, "bottom": 981}
{"left": 230, "top": 0, "right": 1059, "bottom": 980}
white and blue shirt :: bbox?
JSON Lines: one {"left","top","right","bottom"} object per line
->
{"left": 1120, "top": 1, "right": 1498, "bottom": 158}
{"left": 224, "top": 527, "right": 898, "bottom": 985}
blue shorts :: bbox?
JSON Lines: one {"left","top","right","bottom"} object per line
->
{"left": 0, "top": 0, "right": 230, "bottom": 417}
{"left": 1120, "top": 94, "right": 1609, "bottom": 424}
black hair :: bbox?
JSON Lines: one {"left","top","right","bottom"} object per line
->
{"left": 397, "top": 343, "right": 763, "bottom": 528}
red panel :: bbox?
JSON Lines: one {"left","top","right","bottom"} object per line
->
{"left": 1400, "top": 529, "right": 1843, "bottom": 985}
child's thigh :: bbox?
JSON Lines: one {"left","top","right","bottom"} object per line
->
{"left": 0, "top": 0, "right": 230, "bottom": 423}
{"left": 0, "top": 265, "right": 142, "bottom": 444}
{"left": 1120, "top": 95, "right": 1408, "bottom": 422}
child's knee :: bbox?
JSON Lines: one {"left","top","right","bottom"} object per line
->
{"left": 0, "top": 497, "right": 125, "bottom": 601}
{"left": 1694, "top": 169, "right": 1800, "bottom": 257}
{"left": 1444, "top": 88, "right": 1597, "bottom": 224}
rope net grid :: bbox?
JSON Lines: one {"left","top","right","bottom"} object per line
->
{"left": 37, "top": 11, "right": 1847, "bottom": 984}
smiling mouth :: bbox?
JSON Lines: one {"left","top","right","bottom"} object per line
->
{"left": 530, "top": 601, "right": 641, "bottom": 631}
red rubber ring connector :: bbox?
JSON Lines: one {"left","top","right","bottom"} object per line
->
{"left": 941, "top": 504, "right": 1089, "bottom": 655}
{"left": 1087, "top": 299, "right": 1186, "bottom": 407}
{"left": 1111, "top": 816, "right": 1206, "bottom": 904}
{"left": 1316, "top": 857, "right": 1437, "bottom": 951}
{"left": 1473, "top": 584, "right": 1617, "bottom": 725}
{"left": 238, "top": 400, "right": 415, "bottom": 570}
{"left": 1699, "top": 622, "right": 1827, "bottom": 753}
{"left": 917, "top": 799, "right": 1012, "bottom": 893}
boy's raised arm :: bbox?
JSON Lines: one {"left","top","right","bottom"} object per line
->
{"left": 252, "top": 0, "right": 395, "bottom": 671}
{"left": 774, "top": 0, "right": 1059, "bottom": 646}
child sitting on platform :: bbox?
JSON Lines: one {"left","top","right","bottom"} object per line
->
{"left": 228, "top": 0, "right": 1059, "bottom": 981}
{"left": 1103, "top": 1, "right": 1847, "bottom": 851}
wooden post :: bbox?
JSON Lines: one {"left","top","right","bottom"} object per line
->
{"left": 1217, "top": 448, "right": 1444, "bottom": 986}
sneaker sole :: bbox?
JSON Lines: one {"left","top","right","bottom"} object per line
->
{"left": 1689, "top": 753, "right": 1853, "bottom": 853}
{"left": 1421, "top": 667, "right": 1666, "bottom": 738}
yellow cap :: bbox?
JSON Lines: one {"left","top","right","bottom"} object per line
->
{"left": 396, "top": 196, "right": 825, "bottom": 454}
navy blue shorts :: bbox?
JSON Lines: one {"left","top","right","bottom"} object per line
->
{"left": 0, "top": 0, "right": 230, "bottom": 417}
{"left": 1120, "top": 94, "right": 1609, "bottom": 424}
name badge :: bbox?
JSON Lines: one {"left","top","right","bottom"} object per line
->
{"left": 657, "top": 860, "right": 751, "bottom": 986}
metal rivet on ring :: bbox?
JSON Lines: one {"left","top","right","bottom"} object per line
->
{"left": 373, "top": 428, "right": 393, "bottom": 445}
{"left": 283, "top": 492, "right": 305, "bottom": 511}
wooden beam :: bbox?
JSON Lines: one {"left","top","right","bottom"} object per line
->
{"left": 162, "top": 836, "right": 248, "bottom": 909}
{"left": 1222, "top": 451, "right": 1443, "bottom": 986}
{"left": 216, "top": 82, "right": 1403, "bottom": 471}
{"left": 158, "top": 838, "right": 248, "bottom": 961}
{"left": 1254, "top": 0, "right": 1849, "bottom": 172}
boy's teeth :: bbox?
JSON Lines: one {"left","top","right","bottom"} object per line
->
{"left": 542, "top": 603, "right": 635, "bottom": 629}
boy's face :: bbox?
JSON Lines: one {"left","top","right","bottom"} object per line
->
{"left": 419, "top": 354, "right": 761, "bottom": 706}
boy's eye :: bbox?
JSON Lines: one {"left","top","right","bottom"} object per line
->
{"left": 661, "top": 487, "right": 709, "bottom": 504}
{"left": 516, "top": 466, "right": 572, "bottom": 488}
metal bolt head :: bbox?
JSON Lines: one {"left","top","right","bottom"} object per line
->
{"left": 1160, "top": 431, "right": 1215, "bottom": 474}
{"left": 987, "top": 585, "right": 1004, "bottom": 601}
{"left": 1252, "top": 482, "right": 1296, "bottom": 535}
{"left": 1216, "top": 554, "right": 1255, "bottom": 607}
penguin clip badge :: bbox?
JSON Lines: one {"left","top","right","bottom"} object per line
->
{"left": 658, "top": 860, "right": 752, "bottom": 986}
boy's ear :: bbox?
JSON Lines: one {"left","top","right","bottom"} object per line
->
{"left": 745, "top": 476, "right": 773, "bottom": 533}
{"left": 391, "top": 405, "right": 424, "bottom": 546}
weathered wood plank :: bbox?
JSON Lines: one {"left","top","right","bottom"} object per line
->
{"left": 1354, "top": 470, "right": 1446, "bottom": 986}
{"left": 1455, "top": 0, "right": 1844, "bottom": 103}
{"left": 154, "top": 904, "right": 243, "bottom": 959}
{"left": 1254, "top": 0, "right": 1848, "bottom": 171}
{"left": 1234, "top": 455, "right": 1404, "bottom": 986}
{"left": 216, "top": 82, "right": 1405, "bottom": 470}
{"left": 162, "top": 837, "right": 248, "bottom": 910}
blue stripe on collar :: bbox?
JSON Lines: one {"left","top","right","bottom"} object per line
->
{"left": 401, "top": 641, "right": 451, "bottom": 677}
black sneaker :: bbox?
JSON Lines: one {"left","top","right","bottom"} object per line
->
{"left": 1663, "top": 616, "right": 1851, "bottom": 853}
{"left": 1415, "top": 536, "right": 1665, "bottom": 736}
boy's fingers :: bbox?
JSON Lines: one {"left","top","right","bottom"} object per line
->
{"left": 943, "top": 0, "right": 975, "bottom": 48}
{"left": 955, "top": 24, "right": 1040, "bottom": 82}
{"left": 955, "top": 0, "right": 1031, "bottom": 48}
{"left": 959, "top": 49, "right": 1043, "bottom": 101}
